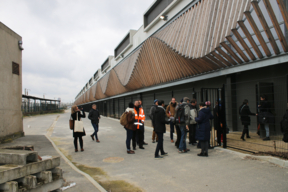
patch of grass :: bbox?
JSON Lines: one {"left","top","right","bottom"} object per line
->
{"left": 73, "top": 163, "right": 143, "bottom": 192}
{"left": 58, "top": 148, "right": 73, "bottom": 162}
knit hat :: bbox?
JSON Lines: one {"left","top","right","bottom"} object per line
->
{"left": 205, "top": 101, "right": 211, "bottom": 106}
{"left": 180, "top": 98, "right": 183, "bottom": 103}
{"left": 154, "top": 99, "right": 158, "bottom": 104}
{"left": 129, "top": 102, "right": 134, "bottom": 108}
{"left": 183, "top": 97, "right": 190, "bottom": 102}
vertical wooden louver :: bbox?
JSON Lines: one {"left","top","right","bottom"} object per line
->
{"left": 75, "top": 0, "right": 288, "bottom": 105}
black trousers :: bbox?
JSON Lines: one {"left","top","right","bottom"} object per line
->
{"left": 241, "top": 125, "right": 249, "bottom": 138}
{"left": 175, "top": 125, "right": 181, "bottom": 148}
{"left": 189, "top": 124, "right": 197, "bottom": 143}
{"left": 74, "top": 136, "right": 83, "bottom": 149}
{"left": 217, "top": 129, "right": 222, "bottom": 145}
{"left": 134, "top": 128, "right": 143, "bottom": 148}
{"left": 155, "top": 132, "right": 164, "bottom": 157}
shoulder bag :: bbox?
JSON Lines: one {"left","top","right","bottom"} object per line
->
{"left": 74, "top": 112, "right": 84, "bottom": 132}
{"left": 69, "top": 116, "right": 74, "bottom": 130}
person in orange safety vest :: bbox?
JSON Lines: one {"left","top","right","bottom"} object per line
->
{"left": 133, "top": 101, "right": 145, "bottom": 149}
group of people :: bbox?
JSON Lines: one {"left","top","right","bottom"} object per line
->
{"left": 69, "top": 93, "right": 287, "bottom": 155}
{"left": 123, "top": 97, "right": 216, "bottom": 158}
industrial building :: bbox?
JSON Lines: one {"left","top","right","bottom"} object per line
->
{"left": 75, "top": 0, "right": 288, "bottom": 149}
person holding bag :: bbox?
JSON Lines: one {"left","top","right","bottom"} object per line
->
{"left": 239, "top": 99, "right": 256, "bottom": 141}
{"left": 71, "top": 105, "right": 86, "bottom": 152}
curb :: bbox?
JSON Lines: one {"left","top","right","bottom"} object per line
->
{"left": 46, "top": 116, "right": 107, "bottom": 192}
{"left": 215, "top": 147, "right": 288, "bottom": 168}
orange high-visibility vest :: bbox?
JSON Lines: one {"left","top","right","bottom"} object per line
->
{"left": 134, "top": 107, "right": 145, "bottom": 129}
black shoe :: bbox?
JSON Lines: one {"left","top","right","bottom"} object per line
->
{"left": 197, "top": 146, "right": 201, "bottom": 149}
{"left": 90, "top": 135, "right": 95, "bottom": 141}
{"left": 204, "top": 153, "right": 208, "bottom": 157}
{"left": 208, "top": 146, "right": 214, "bottom": 149}
{"left": 161, "top": 152, "right": 168, "bottom": 156}
{"left": 155, "top": 156, "right": 163, "bottom": 159}
{"left": 197, "top": 153, "right": 205, "bottom": 156}
{"left": 241, "top": 136, "right": 245, "bottom": 141}
{"left": 263, "top": 137, "right": 270, "bottom": 141}
{"left": 247, "top": 136, "right": 251, "bottom": 138}
{"left": 133, "top": 147, "right": 136, "bottom": 150}
{"left": 188, "top": 142, "right": 192, "bottom": 144}
{"left": 152, "top": 140, "right": 155, "bottom": 143}
{"left": 143, "top": 142, "right": 148, "bottom": 145}
{"left": 139, "top": 146, "right": 145, "bottom": 149}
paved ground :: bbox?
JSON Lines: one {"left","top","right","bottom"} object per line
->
{"left": 2, "top": 111, "right": 288, "bottom": 192}
{"left": 0, "top": 113, "right": 99, "bottom": 192}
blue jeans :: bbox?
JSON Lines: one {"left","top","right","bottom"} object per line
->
{"left": 91, "top": 123, "right": 99, "bottom": 140}
{"left": 155, "top": 132, "right": 164, "bottom": 157}
{"left": 170, "top": 121, "right": 175, "bottom": 140}
{"left": 265, "top": 124, "right": 269, "bottom": 137}
{"left": 125, "top": 128, "right": 134, "bottom": 151}
{"left": 179, "top": 125, "right": 187, "bottom": 151}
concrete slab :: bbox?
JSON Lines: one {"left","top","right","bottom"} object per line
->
{"left": 0, "top": 149, "right": 38, "bottom": 165}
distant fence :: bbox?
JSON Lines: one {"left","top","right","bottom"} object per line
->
{"left": 22, "top": 95, "right": 60, "bottom": 114}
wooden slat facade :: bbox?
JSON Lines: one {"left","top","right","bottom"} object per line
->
{"left": 75, "top": 0, "right": 288, "bottom": 105}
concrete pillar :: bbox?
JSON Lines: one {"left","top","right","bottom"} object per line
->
{"left": 17, "top": 175, "right": 37, "bottom": 189}
{"left": 51, "top": 167, "right": 63, "bottom": 180}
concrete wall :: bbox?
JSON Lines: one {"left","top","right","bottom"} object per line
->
{"left": 0, "top": 22, "right": 23, "bottom": 142}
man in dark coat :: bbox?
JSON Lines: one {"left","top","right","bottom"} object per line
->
{"left": 239, "top": 99, "right": 255, "bottom": 141}
{"left": 153, "top": 100, "right": 170, "bottom": 159}
{"left": 149, "top": 99, "right": 158, "bottom": 143}
{"left": 88, "top": 104, "right": 101, "bottom": 142}
{"left": 195, "top": 102, "right": 213, "bottom": 157}
{"left": 213, "top": 100, "right": 221, "bottom": 146}
{"left": 258, "top": 95, "right": 273, "bottom": 141}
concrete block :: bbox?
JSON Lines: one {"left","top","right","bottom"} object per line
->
{"left": 16, "top": 175, "right": 37, "bottom": 190}
{"left": 35, "top": 171, "right": 52, "bottom": 184}
{"left": 0, "top": 181, "right": 18, "bottom": 192}
{"left": 0, "top": 149, "right": 38, "bottom": 165}
{"left": 29, "top": 179, "right": 64, "bottom": 192}
{"left": 0, "top": 156, "right": 60, "bottom": 184}
{"left": 51, "top": 167, "right": 63, "bottom": 179}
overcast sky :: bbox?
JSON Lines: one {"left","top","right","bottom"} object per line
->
{"left": 0, "top": 0, "right": 155, "bottom": 103}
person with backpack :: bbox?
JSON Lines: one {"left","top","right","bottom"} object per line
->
{"left": 189, "top": 99, "right": 198, "bottom": 145}
{"left": 239, "top": 99, "right": 256, "bottom": 141}
{"left": 195, "top": 102, "right": 214, "bottom": 157}
{"left": 281, "top": 104, "right": 288, "bottom": 143}
{"left": 149, "top": 99, "right": 159, "bottom": 143}
{"left": 174, "top": 97, "right": 191, "bottom": 153}
{"left": 166, "top": 97, "right": 178, "bottom": 143}
{"left": 122, "top": 102, "right": 136, "bottom": 154}
{"left": 88, "top": 104, "right": 101, "bottom": 143}
{"left": 153, "top": 100, "right": 170, "bottom": 159}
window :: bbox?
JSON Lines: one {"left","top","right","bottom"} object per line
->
{"left": 114, "top": 34, "right": 130, "bottom": 58}
{"left": 12, "top": 62, "right": 20, "bottom": 75}
{"left": 144, "top": 0, "right": 173, "bottom": 28}
{"left": 101, "top": 58, "right": 110, "bottom": 72}
{"left": 94, "top": 70, "right": 99, "bottom": 80}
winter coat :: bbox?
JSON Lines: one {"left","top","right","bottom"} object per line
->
{"left": 195, "top": 107, "right": 214, "bottom": 141}
{"left": 173, "top": 102, "right": 190, "bottom": 126}
{"left": 258, "top": 100, "right": 274, "bottom": 124}
{"left": 149, "top": 104, "right": 157, "bottom": 126}
{"left": 125, "top": 108, "right": 135, "bottom": 130}
{"left": 213, "top": 105, "right": 220, "bottom": 131}
{"left": 189, "top": 104, "right": 198, "bottom": 124}
{"left": 88, "top": 109, "right": 100, "bottom": 124}
{"left": 71, "top": 110, "right": 86, "bottom": 137}
{"left": 166, "top": 102, "right": 178, "bottom": 117}
{"left": 239, "top": 104, "right": 255, "bottom": 126}
{"left": 153, "top": 106, "right": 170, "bottom": 133}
